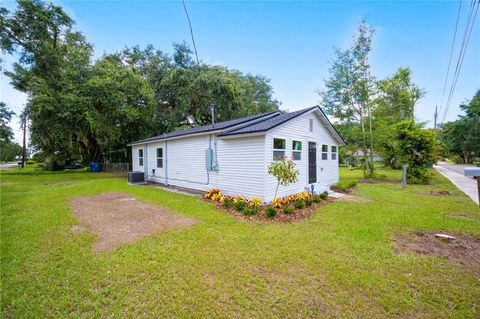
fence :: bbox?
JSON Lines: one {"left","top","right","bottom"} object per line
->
{"left": 101, "top": 163, "right": 129, "bottom": 174}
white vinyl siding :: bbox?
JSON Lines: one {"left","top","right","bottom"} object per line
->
{"left": 211, "top": 136, "right": 266, "bottom": 199}
{"left": 264, "top": 110, "right": 339, "bottom": 201}
{"left": 132, "top": 108, "right": 340, "bottom": 202}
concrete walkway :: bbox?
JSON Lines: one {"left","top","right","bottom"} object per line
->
{"left": 0, "top": 163, "right": 18, "bottom": 170}
{"left": 434, "top": 163, "right": 479, "bottom": 205}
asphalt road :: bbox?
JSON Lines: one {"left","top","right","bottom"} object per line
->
{"left": 439, "top": 163, "right": 477, "bottom": 176}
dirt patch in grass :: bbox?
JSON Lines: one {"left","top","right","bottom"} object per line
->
{"left": 358, "top": 178, "right": 400, "bottom": 184}
{"left": 419, "top": 190, "right": 467, "bottom": 197}
{"left": 69, "top": 192, "right": 198, "bottom": 251}
{"left": 393, "top": 231, "right": 480, "bottom": 276}
{"left": 209, "top": 197, "right": 334, "bottom": 223}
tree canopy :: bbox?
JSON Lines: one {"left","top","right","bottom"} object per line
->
{"left": 1, "top": 0, "right": 279, "bottom": 166}
{"left": 440, "top": 90, "right": 480, "bottom": 164}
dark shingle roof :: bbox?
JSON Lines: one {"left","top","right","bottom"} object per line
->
{"left": 221, "top": 107, "right": 316, "bottom": 136}
{"left": 128, "top": 110, "right": 280, "bottom": 145}
{"left": 129, "top": 106, "right": 345, "bottom": 145}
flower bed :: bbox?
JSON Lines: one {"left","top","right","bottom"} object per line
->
{"left": 204, "top": 189, "right": 333, "bottom": 222}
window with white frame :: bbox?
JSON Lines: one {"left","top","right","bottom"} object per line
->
{"left": 273, "top": 138, "right": 286, "bottom": 160}
{"left": 331, "top": 146, "right": 337, "bottom": 160}
{"left": 292, "top": 140, "right": 302, "bottom": 160}
{"left": 309, "top": 118, "right": 313, "bottom": 132}
{"left": 321, "top": 144, "right": 328, "bottom": 160}
{"left": 156, "top": 148, "right": 163, "bottom": 168}
{"left": 138, "top": 149, "right": 144, "bottom": 166}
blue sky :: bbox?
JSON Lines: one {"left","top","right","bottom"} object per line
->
{"left": 1, "top": 0, "right": 479, "bottom": 143}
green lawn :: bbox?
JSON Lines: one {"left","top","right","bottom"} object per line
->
{"left": 1, "top": 166, "right": 479, "bottom": 318}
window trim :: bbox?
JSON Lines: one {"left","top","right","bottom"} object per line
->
{"left": 273, "top": 137, "right": 286, "bottom": 160}
{"left": 321, "top": 144, "right": 328, "bottom": 160}
{"left": 138, "top": 148, "right": 144, "bottom": 166}
{"left": 292, "top": 140, "right": 302, "bottom": 161}
{"left": 331, "top": 145, "right": 337, "bottom": 160}
{"left": 156, "top": 147, "right": 163, "bottom": 168}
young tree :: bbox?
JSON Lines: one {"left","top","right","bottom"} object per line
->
{"left": 320, "top": 20, "right": 376, "bottom": 175}
{"left": 267, "top": 158, "right": 300, "bottom": 200}
{"left": 393, "top": 121, "right": 439, "bottom": 184}
{"left": 374, "top": 68, "right": 425, "bottom": 168}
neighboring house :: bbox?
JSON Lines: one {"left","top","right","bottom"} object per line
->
{"left": 128, "top": 106, "right": 345, "bottom": 202}
{"left": 343, "top": 150, "right": 382, "bottom": 166}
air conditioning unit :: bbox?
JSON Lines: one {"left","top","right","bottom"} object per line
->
{"left": 128, "top": 171, "right": 145, "bottom": 184}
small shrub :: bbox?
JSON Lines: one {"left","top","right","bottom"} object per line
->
{"left": 320, "top": 191, "right": 328, "bottom": 200}
{"left": 243, "top": 206, "right": 259, "bottom": 216}
{"left": 333, "top": 180, "right": 357, "bottom": 192}
{"left": 211, "top": 192, "right": 223, "bottom": 201}
{"left": 293, "top": 199, "right": 305, "bottom": 209}
{"left": 234, "top": 201, "right": 247, "bottom": 212}
{"left": 297, "top": 191, "right": 312, "bottom": 200}
{"left": 265, "top": 206, "right": 277, "bottom": 218}
{"left": 222, "top": 197, "right": 234, "bottom": 209}
{"left": 204, "top": 188, "right": 221, "bottom": 200}
{"left": 283, "top": 204, "right": 294, "bottom": 214}
{"left": 26, "top": 160, "right": 36, "bottom": 165}
{"left": 365, "top": 172, "right": 387, "bottom": 180}
{"left": 249, "top": 196, "right": 263, "bottom": 209}
{"left": 312, "top": 195, "right": 322, "bottom": 203}
{"left": 407, "top": 167, "right": 432, "bottom": 184}
{"left": 305, "top": 198, "right": 313, "bottom": 206}
{"left": 269, "top": 197, "right": 285, "bottom": 208}
{"left": 232, "top": 195, "right": 247, "bottom": 204}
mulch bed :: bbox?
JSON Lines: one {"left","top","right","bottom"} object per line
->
{"left": 393, "top": 231, "right": 480, "bottom": 276}
{"left": 208, "top": 197, "right": 334, "bottom": 223}
{"left": 69, "top": 192, "right": 198, "bottom": 251}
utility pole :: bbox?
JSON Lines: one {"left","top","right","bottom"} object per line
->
{"left": 434, "top": 105, "right": 438, "bottom": 129}
{"left": 21, "top": 116, "right": 26, "bottom": 168}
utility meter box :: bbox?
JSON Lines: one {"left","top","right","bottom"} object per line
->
{"left": 205, "top": 148, "right": 213, "bottom": 171}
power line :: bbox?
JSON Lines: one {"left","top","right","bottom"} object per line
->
{"left": 182, "top": 0, "right": 200, "bottom": 65}
{"left": 438, "top": 0, "right": 463, "bottom": 116}
{"left": 441, "top": 0, "right": 479, "bottom": 123}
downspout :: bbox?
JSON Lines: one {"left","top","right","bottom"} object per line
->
{"left": 165, "top": 141, "right": 168, "bottom": 185}
{"left": 144, "top": 144, "right": 148, "bottom": 179}
{"left": 206, "top": 135, "right": 211, "bottom": 185}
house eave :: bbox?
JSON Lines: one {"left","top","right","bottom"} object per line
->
{"left": 127, "top": 130, "right": 223, "bottom": 146}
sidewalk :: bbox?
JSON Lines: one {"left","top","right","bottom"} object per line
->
{"left": 434, "top": 164, "right": 479, "bottom": 205}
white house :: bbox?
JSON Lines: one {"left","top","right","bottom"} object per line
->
{"left": 128, "top": 106, "right": 345, "bottom": 202}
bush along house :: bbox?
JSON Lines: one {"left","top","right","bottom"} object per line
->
{"left": 128, "top": 106, "right": 345, "bottom": 203}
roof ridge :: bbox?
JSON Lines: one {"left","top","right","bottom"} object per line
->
{"left": 128, "top": 109, "right": 281, "bottom": 145}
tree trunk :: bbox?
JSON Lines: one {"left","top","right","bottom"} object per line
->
{"left": 21, "top": 117, "right": 26, "bottom": 168}
{"left": 359, "top": 114, "right": 370, "bottom": 176}
{"left": 274, "top": 180, "right": 280, "bottom": 200}
{"left": 367, "top": 104, "right": 375, "bottom": 172}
